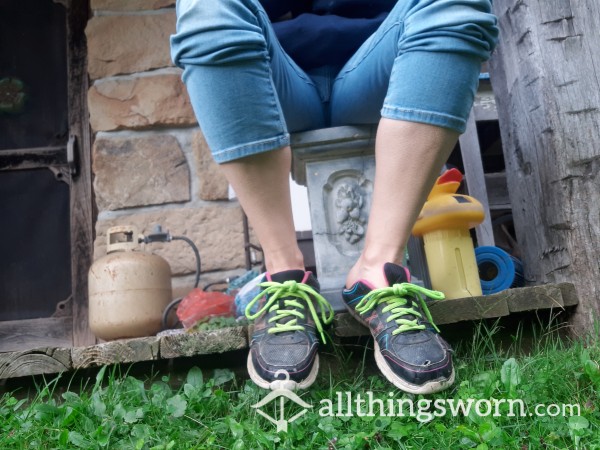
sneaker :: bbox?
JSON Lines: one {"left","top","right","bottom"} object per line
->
{"left": 342, "top": 263, "right": 454, "bottom": 394}
{"left": 245, "top": 270, "right": 334, "bottom": 390}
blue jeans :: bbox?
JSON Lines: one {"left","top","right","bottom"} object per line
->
{"left": 171, "top": 0, "right": 498, "bottom": 163}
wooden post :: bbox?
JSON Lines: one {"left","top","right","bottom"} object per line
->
{"left": 67, "top": 0, "right": 96, "bottom": 347}
{"left": 459, "top": 110, "right": 495, "bottom": 247}
{"left": 489, "top": 0, "right": 600, "bottom": 332}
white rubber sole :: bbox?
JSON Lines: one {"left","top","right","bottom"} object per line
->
{"left": 247, "top": 352, "right": 320, "bottom": 391}
{"left": 373, "top": 341, "right": 455, "bottom": 395}
{"left": 345, "top": 304, "right": 454, "bottom": 394}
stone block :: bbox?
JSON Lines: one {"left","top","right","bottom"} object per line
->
{"left": 191, "top": 130, "right": 229, "bottom": 201}
{"left": 305, "top": 155, "right": 375, "bottom": 309}
{"left": 88, "top": 74, "right": 196, "bottom": 132}
{"left": 86, "top": 13, "right": 175, "bottom": 79}
{"left": 93, "top": 134, "right": 190, "bottom": 211}
{"left": 91, "top": 0, "right": 175, "bottom": 11}
{"left": 94, "top": 204, "right": 246, "bottom": 274}
{"left": 290, "top": 126, "right": 376, "bottom": 310}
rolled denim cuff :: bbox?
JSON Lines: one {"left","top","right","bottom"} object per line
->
{"left": 212, "top": 133, "right": 290, "bottom": 164}
{"left": 381, "top": 106, "right": 468, "bottom": 134}
{"left": 382, "top": 50, "right": 483, "bottom": 134}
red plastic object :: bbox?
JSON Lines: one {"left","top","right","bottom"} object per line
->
{"left": 176, "top": 289, "right": 235, "bottom": 329}
{"left": 437, "top": 167, "right": 463, "bottom": 184}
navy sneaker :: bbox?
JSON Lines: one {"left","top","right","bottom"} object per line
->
{"left": 342, "top": 263, "right": 454, "bottom": 394}
{"left": 245, "top": 270, "right": 334, "bottom": 390}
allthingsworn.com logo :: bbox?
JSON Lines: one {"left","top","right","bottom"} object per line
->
{"left": 252, "top": 371, "right": 582, "bottom": 432}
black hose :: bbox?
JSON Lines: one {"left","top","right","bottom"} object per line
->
{"left": 161, "top": 297, "right": 183, "bottom": 330}
{"left": 160, "top": 235, "right": 202, "bottom": 330}
{"left": 203, "top": 280, "right": 228, "bottom": 291}
{"left": 171, "top": 235, "right": 201, "bottom": 289}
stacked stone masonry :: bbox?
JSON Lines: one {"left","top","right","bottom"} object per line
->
{"left": 86, "top": 0, "right": 246, "bottom": 290}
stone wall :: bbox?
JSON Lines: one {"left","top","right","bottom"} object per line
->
{"left": 86, "top": 0, "right": 249, "bottom": 295}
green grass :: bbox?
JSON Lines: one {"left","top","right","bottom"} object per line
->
{"left": 1, "top": 319, "right": 599, "bottom": 450}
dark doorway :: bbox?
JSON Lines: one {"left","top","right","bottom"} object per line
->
{"left": 0, "top": 0, "right": 94, "bottom": 351}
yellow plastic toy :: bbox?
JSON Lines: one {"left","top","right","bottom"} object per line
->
{"left": 412, "top": 168, "right": 484, "bottom": 299}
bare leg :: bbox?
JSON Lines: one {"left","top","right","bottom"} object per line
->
{"left": 220, "top": 147, "right": 304, "bottom": 274}
{"left": 346, "top": 118, "right": 459, "bottom": 288}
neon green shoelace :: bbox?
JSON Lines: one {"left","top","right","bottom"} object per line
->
{"left": 355, "top": 283, "right": 445, "bottom": 334}
{"left": 245, "top": 280, "right": 335, "bottom": 343}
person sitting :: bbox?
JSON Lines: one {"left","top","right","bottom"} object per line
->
{"left": 170, "top": 0, "right": 498, "bottom": 393}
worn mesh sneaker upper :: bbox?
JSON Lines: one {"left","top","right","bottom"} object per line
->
{"left": 245, "top": 270, "right": 334, "bottom": 390}
{"left": 342, "top": 263, "right": 454, "bottom": 394}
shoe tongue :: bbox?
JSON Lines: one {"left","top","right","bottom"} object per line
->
{"left": 266, "top": 269, "right": 321, "bottom": 292}
{"left": 383, "top": 263, "right": 424, "bottom": 333}
{"left": 383, "top": 262, "right": 411, "bottom": 285}
{"left": 268, "top": 269, "right": 307, "bottom": 284}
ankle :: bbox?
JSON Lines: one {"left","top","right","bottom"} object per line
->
{"left": 346, "top": 257, "right": 389, "bottom": 289}
{"left": 265, "top": 247, "right": 305, "bottom": 274}
{"left": 346, "top": 244, "right": 409, "bottom": 289}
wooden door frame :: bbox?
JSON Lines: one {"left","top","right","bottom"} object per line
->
{"left": 66, "top": 0, "right": 95, "bottom": 347}
{"left": 0, "top": 0, "right": 95, "bottom": 351}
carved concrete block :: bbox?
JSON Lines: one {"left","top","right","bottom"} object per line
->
{"left": 306, "top": 157, "right": 375, "bottom": 307}
{"left": 292, "top": 126, "right": 376, "bottom": 310}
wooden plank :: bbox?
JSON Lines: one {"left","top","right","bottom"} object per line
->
{"left": 332, "top": 283, "right": 575, "bottom": 337}
{"left": 458, "top": 111, "right": 495, "bottom": 247}
{"left": 406, "top": 236, "right": 431, "bottom": 288}
{"left": 0, "top": 281, "right": 579, "bottom": 380}
{"left": 333, "top": 294, "right": 509, "bottom": 337}
{"left": 473, "top": 85, "right": 498, "bottom": 122}
{"left": 557, "top": 283, "right": 579, "bottom": 307}
{"left": 67, "top": 0, "right": 96, "bottom": 347}
{"left": 0, "top": 347, "right": 71, "bottom": 379}
{"left": 429, "top": 295, "right": 509, "bottom": 325}
{"left": 333, "top": 312, "right": 367, "bottom": 338}
{"left": 485, "top": 172, "right": 511, "bottom": 210}
{"left": 160, "top": 327, "right": 248, "bottom": 358}
{"left": 0, "top": 317, "right": 73, "bottom": 353}
{"left": 72, "top": 336, "right": 160, "bottom": 369}
{"left": 0, "top": 146, "right": 68, "bottom": 171}
{"left": 506, "top": 284, "right": 565, "bottom": 313}
{"left": 296, "top": 230, "right": 316, "bottom": 270}
{"left": 0, "top": 325, "right": 250, "bottom": 379}
{"left": 333, "top": 293, "right": 510, "bottom": 337}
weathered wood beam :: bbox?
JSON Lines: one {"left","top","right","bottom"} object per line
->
{"left": 0, "top": 347, "right": 71, "bottom": 379}
{"left": 72, "top": 336, "right": 160, "bottom": 369}
{"left": 0, "top": 146, "right": 68, "bottom": 171}
{"left": 0, "top": 284, "right": 579, "bottom": 379}
{"left": 0, "top": 317, "right": 73, "bottom": 353}
{"left": 485, "top": 172, "right": 510, "bottom": 210}
{"left": 0, "top": 327, "right": 249, "bottom": 380}
{"left": 160, "top": 326, "right": 247, "bottom": 359}
{"left": 489, "top": 0, "right": 600, "bottom": 332}
{"left": 459, "top": 112, "right": 495, "bottom": 246}
{"left": 66, "top": 0, "right": 96, "bottom": 347}
{"left": 473, "top": 83, "right": 498, "bottom": 122}
{"left": 333, "top": 283, "right": 578, "bottom": 337}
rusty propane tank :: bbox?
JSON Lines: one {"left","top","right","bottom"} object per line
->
{"left": 88, "top": 226, "right": 172, "bottom": 340}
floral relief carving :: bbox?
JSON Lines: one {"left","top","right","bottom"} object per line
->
{"left": 334, "top": 183, "right": 367, "bottom": 244}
